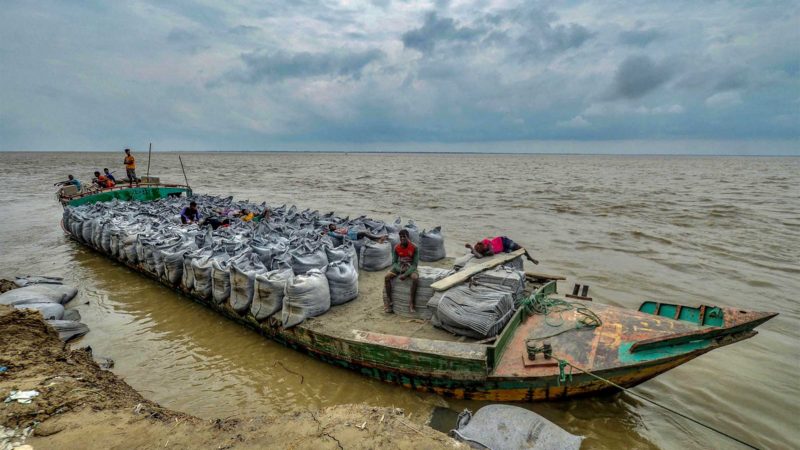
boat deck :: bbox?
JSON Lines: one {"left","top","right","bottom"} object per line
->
{"left": 301, "top": 258, "right": 479, "bottom": 343}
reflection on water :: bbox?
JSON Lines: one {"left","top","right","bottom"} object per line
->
{"left": 1, "top": 152, "right": 798, "bottom": 450}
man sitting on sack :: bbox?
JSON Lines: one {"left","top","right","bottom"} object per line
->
{"left": 384, "top": 229, "right": 419, "bottom": 314}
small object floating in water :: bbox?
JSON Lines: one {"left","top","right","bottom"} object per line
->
{"left": 451, "top": 404, "right": 583, "bottom": 450}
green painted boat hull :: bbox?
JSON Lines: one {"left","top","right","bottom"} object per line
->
{"left": 63, "top": 186, "right": 192, "bottom": 207}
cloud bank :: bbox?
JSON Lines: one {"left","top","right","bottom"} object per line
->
{"left": 0, "top": 0, "right": 797, "bottom": 152}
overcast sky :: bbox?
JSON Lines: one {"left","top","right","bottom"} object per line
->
{"left": 1, "top": 0, "right": 798, "bottom": 153}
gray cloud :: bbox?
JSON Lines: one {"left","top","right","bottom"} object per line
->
{"left": 231, "top": 49, "right": 385, "bottom": 83}
{"left": 618, "top": 28, "right": 665, "bottom": 47}
{"left": 402, "top": 12, "right": 484, "bottom": 54}
{"left": 612, "top": 55, "right": 675, "bottom": 99}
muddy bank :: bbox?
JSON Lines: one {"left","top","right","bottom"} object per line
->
{"left": 0, "top": 305, "right": 460, "bottom": 449}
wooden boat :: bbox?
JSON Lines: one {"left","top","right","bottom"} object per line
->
{"left": 56, "top": 178, "right": 192, "bottom": 208}
{"left": 58, "top": 189, "right": 778, "bottom": 401}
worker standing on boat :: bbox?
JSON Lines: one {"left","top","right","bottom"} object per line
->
{"left": 466, "top": 236, "right": 539, "bottom": 264}
{"left": 384, "top": 229, "right": 419, "bottom": 314}
{"left": 180, "top": 201, "right": 202, "bottom": 225}
{"left": 123, "top": 148, "right": 138, "bottom": 186}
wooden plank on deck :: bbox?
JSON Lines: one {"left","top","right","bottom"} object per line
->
{"left": 431, "top": 249, "right": 526, "bottom": 291}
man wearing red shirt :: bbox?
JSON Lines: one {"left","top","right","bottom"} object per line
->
{"left": 384, "top": 229, "right": 419, "bottom": 314}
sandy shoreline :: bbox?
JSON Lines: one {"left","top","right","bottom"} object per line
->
{"left": 0, "top": 286, "right": 461, "bottom": 449}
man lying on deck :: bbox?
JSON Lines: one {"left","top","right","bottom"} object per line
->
{"left": 465, "top": 236, "right": 539, "bottom": 264}
{"left": 324, "top": 223, "right": 387, "bottom": 242}
{"left": 384, "top": 229, "right": 419, "bottom": 314}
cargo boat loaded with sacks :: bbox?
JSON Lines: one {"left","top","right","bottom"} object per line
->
{"left": 59, "top": 186, "right": 777, "bottom": 401}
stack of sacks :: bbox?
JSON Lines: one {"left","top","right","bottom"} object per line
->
{"left": 428, "top": 284, "right": 515, "bottom": 339}
{"left": 384, "top": 266, "right": 453, "bottom": 319}
{"left": 471, "top": 266, "right": 526, "bottom": 302}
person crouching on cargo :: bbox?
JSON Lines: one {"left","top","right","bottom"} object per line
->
{"left": 465, "top": 236, "right": 539, "bottom": 264}
{"left": 325, "top": 223, "right": 387, "bottom": 242}
{"left": 92, "top": 171, "right": 115, "bottom": 189}
{"left": 384, "top": 229, "right": 419, "bottom": 314}
{"left": 181, "top": 201, "right": 202, "bottom": 225}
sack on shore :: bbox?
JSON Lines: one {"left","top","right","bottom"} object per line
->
{"left": 0, "top": 285, "right": 78, "bottom": 306}
{"left": 251, "top": 267, "right": 293, "bottom": 321}
{"left": 47, "top": 319, "right": 90, "bottom": 342}
{"left": 326, "top": 260, "right": 359, "bottom": 305}
{"left": 14, "top": 302, "right": 65, "bottom": 320}
{"left": 282, "top": 269, "right": 330, "bottom": 328}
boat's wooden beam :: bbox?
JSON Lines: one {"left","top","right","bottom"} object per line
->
{"left": 431, "top": 249, "right": 526, "bottom": 292}
{"left": 524, "top": 271, "right": 566, "bottom": 281}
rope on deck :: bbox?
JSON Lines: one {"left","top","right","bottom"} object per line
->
{"left": 519, "top": 291, "right": 602, "bottom": 340}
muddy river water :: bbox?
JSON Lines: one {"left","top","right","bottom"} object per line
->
{"left": 0, "top": 151, "right": 797, "bottom": 449}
